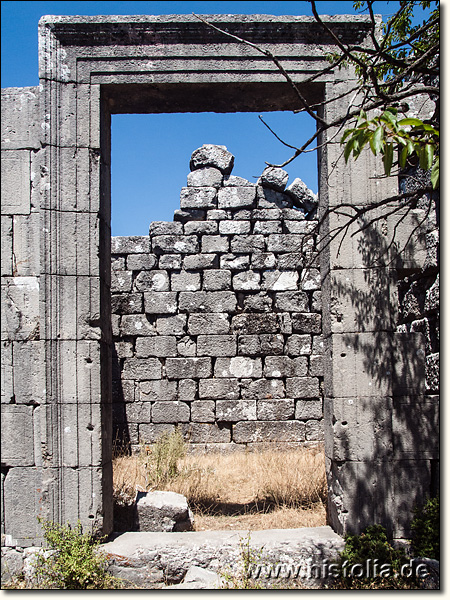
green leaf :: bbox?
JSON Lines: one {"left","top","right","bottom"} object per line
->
{"left": 344, "top": 137, "right": 356, "bottom": 162}
{"left": 370, "top": 126, "right": 384, "bottom": 155}
{"left": 399, "top": 144, "right": 409, "bottom": 168}
{"left": 398, "top": 117, "right": 424, "bottom": 127}
{"left": 419, "top": 143, "right": 434, "bottom": 170}
{"left": 430, "top": 156, "right": 439, "bottom": 189}
{"left": 382, "top": 143, "right": 394, "bottom": 176}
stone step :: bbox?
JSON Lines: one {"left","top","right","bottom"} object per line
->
{"left": 101, "top": 526, "right": 344, "bottom": 589}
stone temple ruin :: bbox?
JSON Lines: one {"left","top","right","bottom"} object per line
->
{"left": 1, "top": 14, "right": 439, "bottom": 550}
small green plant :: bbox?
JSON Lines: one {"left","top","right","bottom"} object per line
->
{"left": 411, "top": 496, "right": 439, "bottom": 560}
{"left": 328, "top": 525, "right": 417, "bottom": 590}
{"left": 141, "top": 427, "right": 186, "bottom": 489}
{"left": 220, "top": 532, "right": 265, "bottom": 589}
{"left": 33, "top": 519, "right": 122, "bottom": 589}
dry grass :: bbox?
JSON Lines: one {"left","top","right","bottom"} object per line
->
{"left": 113, "top": 442, "right": 327, "bottom": 531}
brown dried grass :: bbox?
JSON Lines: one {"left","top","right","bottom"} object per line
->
{"left": 112, "top": 444, "right": 327, "bottom": 531}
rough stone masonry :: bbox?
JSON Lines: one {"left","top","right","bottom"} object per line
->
{"left": 111, "top": 144, "right": 324, "bottom": 450}
{"left": 1, "top": 14, "right": 438, "bottom": 551}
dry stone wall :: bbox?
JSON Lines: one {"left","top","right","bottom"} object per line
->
{"left": 111, "top": 145, "right": 324, "bottom": 449}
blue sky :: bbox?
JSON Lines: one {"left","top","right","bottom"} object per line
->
{"left": 1, "top": 1, "right": 431, "bottom": 235}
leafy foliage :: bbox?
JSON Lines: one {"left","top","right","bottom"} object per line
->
{"left": 411, "top": 496, "right": 440, "bottom": 559}
{"left": 34, "top": 519, "right": 122, "bottom": 589}
{"left": 141, "top": 427, "right": 186, "bottom": 489}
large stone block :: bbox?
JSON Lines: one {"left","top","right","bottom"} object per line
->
{"left": 232, "top": 313, "right": 278, "bottom": 335}
{"left": 218, "top": 187, "right": 256, "bottom": 209}
{"left": 111, "top": 270, "right": 133, "bottom": 293}
{"left": 232, "top": 271, "right": 261, "bottom": 291}
{"left": 1, "top": 405, "right": 35, "bottom": 466}
{"left": 138, "top": 380, "right": 177, "bottom": 402}
{"left": 2, "top": 467, "right": 43, "bottom": 546}
{"left": 392, "top": 396, "right": 439, "bottom": 459}
{"left": 1, "top": 216, "right": 13, "bottom": 276}
{"left": 291, "top": 313, "right": 322, "bottom": 334}
{"left": 201, "top": 235, "right": 229, "bottom": 253}
{"left": 190, "top": 145, "right": 234, "bottom": 175}
{"left": 149, "top": 221, "right": 183, "bottom": 236}
{"left": 215, "top": 357, "right": 263, "bottom": 378}
{"left": 257, "top": 399, "right": 294, "bottom": 420}
{"left": 12, "top": 341, "right": 44, "bottom": 404}
{"left": 126, "top": 253, "right": 158, "bottom": 271}
{"left": 188, "top": 313, "right": 230, "bottom": 335}
{"left": 306, "top": 420, "right": 324, "bottom": 441}
{"left": 180, "top": 187, "right": 217, "bottom": 210}
{"left": 286, "top": 377, "right": 319, "bottom": 398}
{"left": 179, "top": 291, "right": 236, "bottom": 313}
{"left": 1, "top": 87, "right": 40, "bottom": 150}
{"left": 199, "top": 378, "right": 239, "bottom": 400}
{"left": 238, "top": 334, "right": 284, "bottom": 356}
{"left": 1, "top": 150, "right": 31, "bottom": 215}
{"left": 170, "top": 271, "right": 201, "bottom": 292}
{"left": 178, "top": 379, "right": 197, "bottom": 401}
{"left": 187, "top": 167, "right": 223, "bottom": 188}
{"left": 135, "top": 270, "right": 169, "bottom": 292}
{"left": 135, "top": 336, "right": 177, "bottom": 357}
{"left": 203, "top": 269, "right": 231, "bottom": 291}
{"left": 152, "top": 401, "right": 190, "bottom": 423}
{"left": 1, "top": 340, "right": 13, "bottom": 403}
{"left": 135, "top": 490, "right": 194, "bottom": 532}
{"left": 233, "top": 421, "right": 305, "bottom": 443}
{"left": 122, "top": 358, "right": 162, "bottom": 380}
{"left": 159, "top": 254, "right": 183, "bottom": 270}
{"left": 267, "top": 234, "right": 305, "bottom": 253}
{"left": 219, "top": 220, "right": 251, "bottom": 235}
{"left": 144, "top": 292, "right": 178, "bottom": 314}
{"left": 219, "top": 254, "right": 250, "bottom": 271}
{"left": 295, "top": 399, "right": 323, "bottom": 420}
{"left": 111, "top": 236, "right": 150, "bottom": 254}
{"left": 165, "top": 358, "right": 212, "bottom": 379}
{"left": 177, "top": 336, "right": 197, "bottom": 357}
{"left": 242, "top": 378, "right": 285, "bottom": 399}
{"left": 2, "top": 277, "right": 39, "bottom": 341}
{"left": 111, "top": 293, "right": 143, "bottom": 315}
{"left": 257, "top": 186, "right": 292, "bottom": 209}
{"left": 120, "top": 314, "right": 155, "bottom": 336}
{"left": 12, "top": 213, "right": 40, "bottom": 276}
{"left": 191, "top": 400, "right": 215, "bottom": 423}
{"left": 184, "top": 220, "right": 218, "bottom": 235}
{"left": 262, "top": 270, "right": 298, "bottom": 291}
{"left": 183, "top": 254, "right": 218, "bottom": 270}
{"left": 186, "top": 423, "right": 231, "bottom": 443}
{"left": 152, "top": 235, "right": 199, "bottom": 255}
{"left": 155, "top": 315, "right": 187, "bottom": 335}
{"left": 230, "top": 235, "right": 265, "bottom": 253}
{"left": 274, "top": 291, "right": 309, "bottom": 312}
{"left": 216, "top": 399, "right": 256, "bottom": 422}
{"left": 264, "top": 356, "right": 308, "bottom": 378}
{"left": 285, "top": 335, "right": 312, "bottom": 356}
{"left": 392, "top": 332, "right": 426, "bottom": 395}
{"left": 197, "top": 334, "right": 236, "bottom": 357}
{"left": 139, "top": 423, "right": 175, "bottom": 443}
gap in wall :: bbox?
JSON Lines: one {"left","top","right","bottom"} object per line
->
{"left": 111, "top": 111, "right": 317, "bottom": 236}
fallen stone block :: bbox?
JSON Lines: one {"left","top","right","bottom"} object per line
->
{"left": 135, "top": 491, "right": 194, "bottom": 532}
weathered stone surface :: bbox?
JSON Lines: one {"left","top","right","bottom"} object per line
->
{"left": 126, "top": 253, "right": 158, "bottom": 271}
{"left": 187, "top": 167, "right": 223, "bottom": 188}
{"left": 186, "top": 423, "right": 231, "bottom": 443}
{"left": 111, "top": 270, "right": 133, "bottom": 293}
{"left": 285, "top": 335, "right": 312, "bottom": 356}
{"left": 267, "top": 234, "right": 305, "bottom": 253}
{"left": 274, "top": 291, "right": 309, "bottom": 312}
{"left": 2, "top": 278, "right": 39, "bottom": 341}
{"left": 178, "top": 379, "right": 197, "bottom": 401}
{"left": 216, "top": 400, "right": 256, "bottom": 422}
{"left": 219, "top": 254, "right": 250, "bottom": 271}
{"left": 301, "top": 268, "right": 321, "bottom": 291}
{"left": 215, "top": 357, "right": 262, "bottom": 378}
{"left": 235, "top": 313, "right": 278, "bottom": 336}
{"left": 190, "top": 145, "right": 234, "bottom": 175}
{"left": 171, "top": 271, "right": 201, "bottom": 292}
{"left": 263, "top": 270, "right": 298, "bottom": 291}
{"left": 251, "top": 252, "right": 277, "bottom": 269}
{"left": 286, "top": 178, "right": 318, "bottom": 212}
{"left": 201, "top": 235, "right": 229, "bottom": 253}
{"left": 165, "top": 358, "right": 212, "bottom": 379}
{"left": 149, "top": 221, "right": 183, "bottom": 236}
{"left": 179, "top": 291, "right": 236, "bottom": 313}
{"left": 425, "top": 352, "right": 439, "bottom": 393}
{"left": 144, "top": 292, "right": 178, "bottom": 314}
{"left": 155, "top": 314, "right": 186, "bottom": 335}
{"left": 135, "top": 336, "right": 177, "bottom": 358}
{"left": 257, "top": 399, "right": 294, "bottom": 421}
{"left": 296, "top": 400, "right": 323, "bottom": 420}
{"left": 219, "top": 220, "right": 250, "bottom": 235}
{"left": 125, "top": 402, "right": 151, "bottom": 424}
{"left": 135, "top": 491, "right": 194, "bottom": 532}
{"left": 238, "top": 334, "right": 284, "bottom": 356}
{"left": 203, "top": 270, "right": 231, "bottom": 291}
{"left": 306, "top": 420, "right": 324, "bottom": 441}
{"left": 188, "top": 313, "right": 230, "bottom": 335}
{"left": 253, "top": 220, "right": 282, "bottom": 234}
{"left": 230, "top": 234, "right": 265, "bottom": 253}
{"left": 120, "top": 314, "right": 155, "bottom": 336}
{"left": 138, "top": 380, "right": 177, "bottom": 402}
{"left": 173, "top": 208, "right": 205, "bottom": 223}
{"left": 191, "top": 401, "right": 215, "bottom": 423}
{"left": 180, "top": 187, "right": 217, "bottom": 210}
{"left": 122, "top": 358, "right": 161, "bottom": 380}
{"left": 184, "top": 221, "right": 217, "bottom": 235}
{"left": 197, "top": 334, "right": 236, "bottom": 357}
{"left": 218, "top": 187, "right": 256, "bottom": 209}
{"left": 111, "top": 293, "right": 143, "bottom": 314}
{"left": 292, "top": 313, "right": 322, "bottom": 333}
{"left": 259, "top": 166, "right": 289, "bottom": 191}
{"left": 1, "top": 405, "right": 35, "bottom": 466}
{"left": 233, "top": 421, "right": 306, "bottom": 443}
{"left": 135, "top": 270, "right": 169, "bottom": 292}
{"left": 152, "top": 235, "right": 199, "bottom": 255}
{"left": 177, "top": 336, "right": 197, "bottom": 357}
{"left": 232, "top": 271, "right": 260, "bottom": 291}
{"left": 242, "top": 378, "right": 285, "bottom": 400}
{"left": 183, "top": 254, "right": 218, "bottom": 270}
{"left": 286, "top": 377, "right": 319, "bottom": 398}
{"left": 264, "top": 356, "right": 308, "bottom": 378}
{"left": 1, "top": 150, "right": 31, "bottom": 215}
{"left": 112, "top": 236, "right": 150, "bottom": 254}
{"left": 152, "top": 401, "right": 190, "bottom": 423}
{"left": 199, "top": 378, "right": 239, "bottom": 400}
{"left": 158, "top": 254, "right": 183, "bottom": 270}
{"left": 243, "top": 292, "right": 273, "bottom": 312}
{"left": 257, "top": 186, "right": 293, "bottom": 209}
